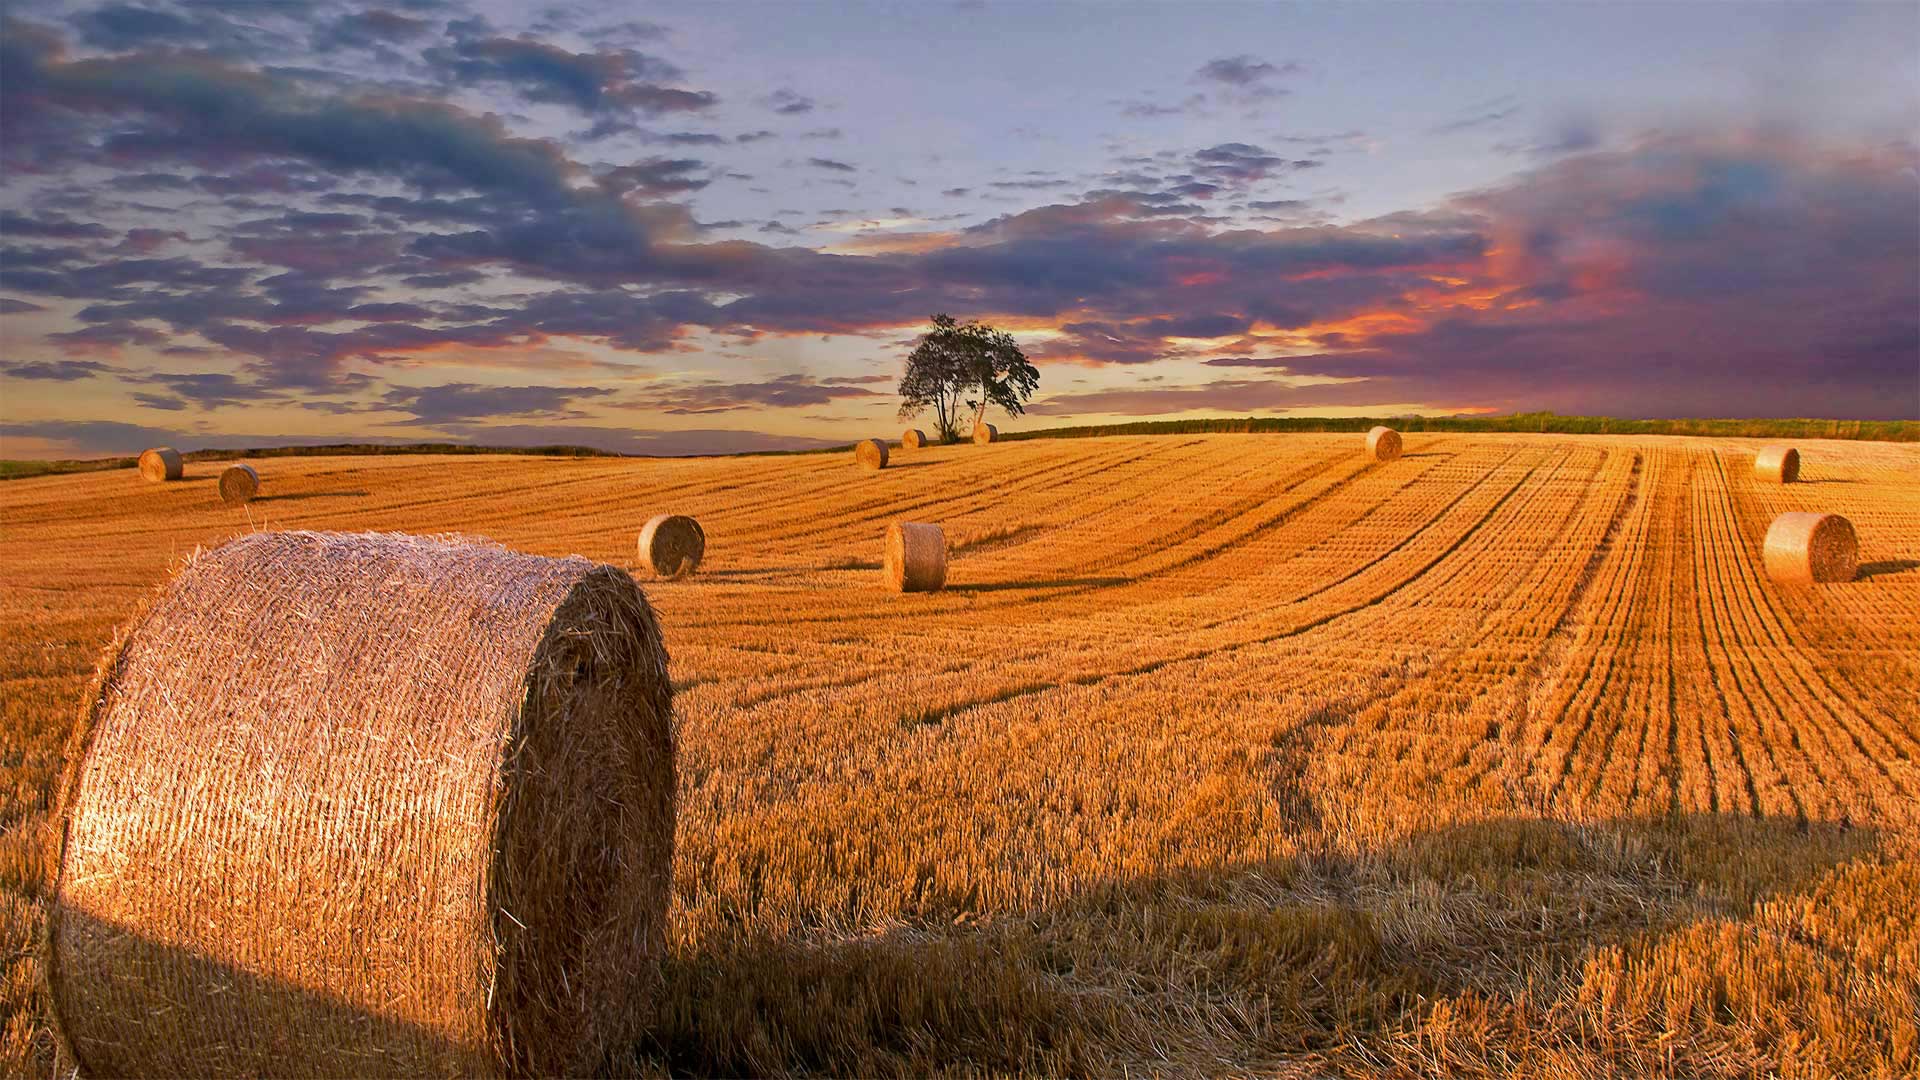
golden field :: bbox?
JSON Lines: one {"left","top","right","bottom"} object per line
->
{"left": 2, "top": 431, "right": 1917, "bottom": 1077}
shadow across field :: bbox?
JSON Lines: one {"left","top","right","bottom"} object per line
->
{"left": 43, "top": 907, "right": 480, "bottom": 1076}
{"left": 643, "top": 813, "right": 1882, "bottom": 1076}
{"left": 950, "top": 576, "right": 1128, "bottom": 594}
{"left": 1858, "top": 558, "right": 1920, "bottom": 580}
{"left": 254, "top": 490, "right": 370, "bottom": 503}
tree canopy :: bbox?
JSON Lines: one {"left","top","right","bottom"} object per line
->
{"left": 897, "top": 314, "right": 1039, "bottom": 443}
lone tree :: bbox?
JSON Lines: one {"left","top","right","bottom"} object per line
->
{"left": 898, "top": 314, "right": 1040, "bottom": 443}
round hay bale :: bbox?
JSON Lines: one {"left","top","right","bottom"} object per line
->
{"left": 637, "top": 513, "right": 705, "bottom": 578}
{"left": 1763, "top": 512, "right": 1857, "bottom": 586}
{"left": 137, "top": 447, "right": 182, "bottom": 482}
{"left": 855, "top": 437, "right": 890, "bottom": 470}
{"left": 884, "top": 521, "right": 947, "bottom": 593}
{"left": 973, "top": 423, "right": 998, "bottom": 445}
{"left": 46, "top": 531, "right": 676, "bottom": 1078}
{"left": 1365, "top": 426, "right": 1402, "bottom": 462}
{"left": 902, "top": 429, "right": 929, "bottom": 449}
{"left": 1754, "top": 446, "right": 1801, "bottom": 484}
{"left": 218, "top": 462, "right": 259, "bottom": 505}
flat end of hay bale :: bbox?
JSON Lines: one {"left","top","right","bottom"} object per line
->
{"left": 638, "top": 513, "right": 705, "bottom": 577}
{"left": 46, "top": 531, "right": 676, "bottom": 1078}
{"left": 1365, "top": 426, "right": 1402, "bottom": 462}
{"left": 884, "top": 521, "right": 947, "bottom": 592}
{"left": 1753, "top": 446, "right": 1801, "bottom": 483}
{"left": 1764, "top": 511, "right": 1857, "bottom": 585}
{"left": 973, "top": 423, "right": 997, "bottom": 445}
{"left": 218, "top": 463, "right": 259, "bottom": 505}
{"left": 855, "top": 438, "right": 890, "bottom": 470}
{"left": 137, "top": 447, "right": 182, "bottom": 482}
{"left": 901, "top": 429, "right": 927, "bottom": 449}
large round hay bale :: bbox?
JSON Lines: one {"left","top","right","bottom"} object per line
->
{"left": 637, "top": 513, "right": 705, "bottom": 578}
{"left": 1365, "top": 426, "right": 1402, "bottom": 462}
{"left": 884, "top": 521, "right": 947, "bottom": 593}
{"left": 902, "top": 429, "right": 928, "bottom": 449}
{"left": 1754, "top": 446, "right": 1801, "bottom": 483}
{"left": 973, "top": 423, "right": 998, "bottom": 445}
{"left": 855, "top": 437, "right": 890, "bottom": 470}
{"left": 1763, "top": 512, "right": 1857, "bottom": 586}
{"left": 218, "top": 462, "right": 259, "bottom": 505}
{"left": 46, "top": 531, "right": 676, "bottom": 1078}
{"left": 137, "top": 447, "right": 182, "bottom": 482}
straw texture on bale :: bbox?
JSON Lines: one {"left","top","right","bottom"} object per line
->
{"left": 1763, "top": 512, "right": 1857, "bottom": 586}
{"left": 637, "top": 513, "right": 705, "bottom": 578}
{"left": 855, "top": 437, "right": 890, "bottom": 470}
{"left": 137, "top": 447, "right": 182, "bottom": 482}
{"left": 901, "top": 429, "right": 928, "bottom": 449}
{"left": 218, "top": 462, "right": 259, "bottom": 505}
{"left": 46, "top": 530, "right": 677, "bottom": 1079}
{"left": 884, "top": 521, "right": 947, "bottom": 593}
{"left": 973, "top": 423, "right": 998, "bottom": 445}
{"left": 1754, "top": 446, "right": 1801, "bottom": 483}
{"left": 1365, "top": 426, "right": 1402, "bottom": 462}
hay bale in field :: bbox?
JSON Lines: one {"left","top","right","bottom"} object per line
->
{"left": 1754, "top": 446, "right": 1801, "bottom": 483}
{"left": 637, "top": 513, "right": 705, "bottom": 578}
{"left": 973, "top": 423, "right": 997, "bottom": 445}
{"left": 45, "top": 531, "right": 676, "bottom": 1078}
{"left": 137, "top": 447, "right": 182, "bottom": 482}
{"left": 218, "top": 462, "right": 259, "bottom": 505}
{"left": 902, "top": 429, "right": 929, "bottom": 449}
{"left": 1763, "top": 512, "right": 1857, "bottom": 586}
{"left": 856, "top": 437, "right": 890, "bottom": 470}
{"left": 1365, "top": 426, "right": 1402, "bottom": 462}
{"left": 884, "top": 521, "right": 947, "bottom": 593}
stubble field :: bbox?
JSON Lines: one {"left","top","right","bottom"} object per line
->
{"left": 2, "top": 431, "right": 1917, "bottom": 1077}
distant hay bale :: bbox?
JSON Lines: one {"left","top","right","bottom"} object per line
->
{"left": 137, "top": 447, "right": 182, "bottom": 482}
{"left": 884, "top": 521, "right": 947, "bottom": 593}
{"left": 45, "top": 531, "right": 676, "bottom": 1078}
{"left": 1754, "top": 446, "right": 1801, "bottom": 483}
{"left": 218, "top": 463, "right": 259, "bottom": 505}
{"left": 638, "top": 513, "right": 705, "bottom": 578}
{"left": 1763, "top": 512, "right": 1857, "bottom": 586}
{"left": 856, "top": 438, "right": 890, "bottom": 470}
{"left": 1365, "top": 426, "right": 1402, "bottom": 462}
{"left": 902, "top": 429, "right": 928, "bottom": 449}
{"left": 973, "top": 423, "right": 998, "bottom": 445}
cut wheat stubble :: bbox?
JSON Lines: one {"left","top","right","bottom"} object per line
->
{"left": 44, "top": 530, "right": 677, "bottom": 1079}
{"left": 884, "top": 521, "right": 947, "bottom": 593}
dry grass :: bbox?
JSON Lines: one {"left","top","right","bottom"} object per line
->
{"left": 2, "top": 432, "right": 1916, "bottom": 1077}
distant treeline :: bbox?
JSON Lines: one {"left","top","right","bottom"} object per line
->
{"left": 6, "top": 415, "right": 1913, "bottom": 481}
{"left": 1, "top": 442, "right": 618, "bottom": 480}
{"left": 1004, "top": 413, "right": 1919, "bottom": 443}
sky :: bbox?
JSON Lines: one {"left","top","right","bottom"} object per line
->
{"left": 1, "top": 0, "right": 1916, "bottom": 459}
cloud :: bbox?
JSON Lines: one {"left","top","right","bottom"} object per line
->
{"left": 761, "top": 88, "right": 815, "bottom": 115}
{"left": 313, "top": 10, "right": 432, "bottom": 52}
{"left": 806, "top": 157, "right": 857, "bottom": 172}
{"left": 599, "top": 157, "right": 710, "bottom": 196}
{"left": 1197, "top": 55, "right": 1298, "bottom": 87}
{"left": 1, "top": 358, "right": 115, "bottom": 381}
{"left": 636, "top": 373, "right": 887, "bottom": 414}
{"left": 425, "top": 35, "right": 713, "bottom": 117}
{"left": 381, "top": 382, "right": 618, "bottom": 423}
